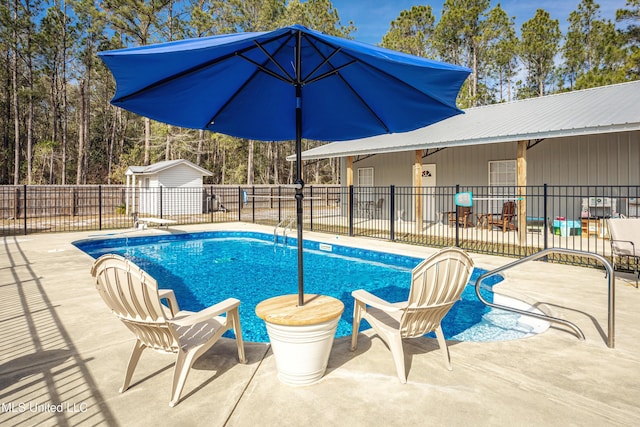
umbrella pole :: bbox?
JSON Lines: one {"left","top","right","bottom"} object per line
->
{"left": 295, "top": 30, "right": 305, "bottom": 307}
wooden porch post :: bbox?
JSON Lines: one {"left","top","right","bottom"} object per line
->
{"left": 346, "top": 156, "right": 353, "bottom": 186}
{"left": 414, "top": 150, "right": 423, "bottom": 234}
{"left": 517, "top": 141, "right": 527, "bottom": 245}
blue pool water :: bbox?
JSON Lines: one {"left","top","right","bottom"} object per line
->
{"left": 74, "top": 231, "right": 541, "bottom": 343}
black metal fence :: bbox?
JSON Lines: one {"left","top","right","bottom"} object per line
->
{"left": 2, "top": 183, "right": 638, "bottom": 269}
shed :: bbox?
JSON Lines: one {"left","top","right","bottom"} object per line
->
{"left": 125, "top": 159, "right": 213, "bottom": 216}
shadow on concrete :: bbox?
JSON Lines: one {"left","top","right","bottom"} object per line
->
{"left": 0, "top": 237, "right": 118, "bottom": 426}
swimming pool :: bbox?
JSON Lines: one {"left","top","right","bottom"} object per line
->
{"left": 74, "top": 231, "right": 548, "bottom": 343}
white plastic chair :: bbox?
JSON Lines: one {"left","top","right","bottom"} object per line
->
{"left": 90, "top": 254, "right": 246, "bottom": 406}
{"left": 351, "top": 247, "right": 474, "bottom": 383}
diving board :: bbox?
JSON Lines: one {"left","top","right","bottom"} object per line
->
{"left": 137, "top": 217, "right": 177, "bottom": 228}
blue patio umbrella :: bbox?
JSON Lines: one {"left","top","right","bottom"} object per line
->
{"left": 98, "top": 24, "right": 470, "bottom": 306}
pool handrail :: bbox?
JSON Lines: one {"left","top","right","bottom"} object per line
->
{"left": 474, "top": 248, "right": 615, "bottom": 348}
{"left": 274, "top": 216, "right": 296, "bottom": 246}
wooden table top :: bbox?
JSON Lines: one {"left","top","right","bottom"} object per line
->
{"left": 255, "top": 294, "right": 344, "bottom": 326}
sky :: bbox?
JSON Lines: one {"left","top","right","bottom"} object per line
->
{"left": 330, "top": 0, "right": 631, "bottom": 46}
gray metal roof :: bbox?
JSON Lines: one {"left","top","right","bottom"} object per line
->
{"left": 296, "top": 80, "right": 640, "bottom": 160}
{"left": 125, "top": 159, "right": 213, "bottom": 176}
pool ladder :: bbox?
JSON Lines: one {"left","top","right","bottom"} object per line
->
{"left": 475, "top": 248, "right": 616, "bottom": 348}
{"left": 274, "top": 216, "right": 296, "bottom": 247}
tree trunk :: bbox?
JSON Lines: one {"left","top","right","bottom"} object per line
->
{"left": 59, "top": 0, "right": 67, "bottom": 184}
{"left": 49, "top": 149, "right": 54, "bottom": 184}
{"left": 26, "top": 30, "right": 34, "bottom": 185}
{"left": 538, "top": 66, "right": 544, "bottom": 96}
{"left": 196, "top": 129, "right": 204, "bottom": 165}
{"left": 76, "top": 82, "right": 85, "bottom": 184}
{"left": 471, "top": 47, "right": 478, "bottom": 106}
{"left": 144, "top": 118, "right": 151, "bottom": 165}
{"left": 83, "top": 63, "right": 91, "bottom": 183}
{"left": 107, "top": 108, "right": 116, "bottom": 184}
{"left": 332, "top": 158, "right": 338, "bottom": 183}
{"left": 165, "top": 125, "right": 171, "bottom": 160}
{"left": 12, "top": 0, "right": 20, "bottom": 185}
{"left": 2, "top": 50, "right": 10, "bottom": 184}
{"left": 273, "top": 142, "right": 279, "bottom": 184}
{"left": 61, "top": 52, "right": 68, "bottom": 184}
{"left": 247, "top": 139, "right": 254, "bottom": 185}
{"left": 221, "top": 145, "right": 226, "bottom": 184}
{"left": 50, "top": 61, "right": 58, "bottom": 184}
{"left": 117, "top": 108, "right": 125, "bottom": 158}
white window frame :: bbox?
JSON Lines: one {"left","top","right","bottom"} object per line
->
{"left": 488, "top": 160, "right": 516, "bottom": 187}
{"left": 357, "top": 167, "right": 374, "bottom": 187}
{"left": 488, "top": 160, "right": 516, "bottom": 212}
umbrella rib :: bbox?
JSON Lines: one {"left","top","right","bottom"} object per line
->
{"left": 341, "top": 49, "right": 460, "bottom": 111}
{"left": 304, "top": 60, "right": 357, "bottom": 85}
{"left": 207, "top": 35, "right": 295, "bottom": 126}
{"left": 251, "top": 39, "right": 295, "bottom": 83}
{"left": 304, "top": 32, "right": 462, "bottom": 113}
{"left": 301, "top": 33, "right": 390, "bottom": 133}
{"left": 301, "top": 46, "right": 343, "bottom": 83}
{"left": 237, "top": 52, "right": 292, "bottom": 85}
{"left": 112, "top": 32, "right": 294, "bottom": 104}
{"left": 112, "top": 46, "right": 257, "bottom": 104}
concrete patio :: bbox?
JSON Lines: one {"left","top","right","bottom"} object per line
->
{"left": 1, "top": 223, "right": 639, "bottom": 426}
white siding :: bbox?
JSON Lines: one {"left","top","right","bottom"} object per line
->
{"left": 344, "top": 130, "right": 640, "bottom": 187}
{"left": 341, "top": 131, "right": 639, "bottom": 221}
{"left": 137, "top": 164, "right": 205, "bottom": 215}
{"left": 157, "top": 164, "right": 203, "bottom": 187}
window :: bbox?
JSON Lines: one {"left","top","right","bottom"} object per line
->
{"left": 488, "top": 160, "right": 516, "bottom": 212}
{"left": 488, "top": 160, "right": 516, "bottom": 187}
{"left": 357, "top": 167, "right": 374, "bottom": 187}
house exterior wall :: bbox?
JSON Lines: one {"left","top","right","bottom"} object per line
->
{"left": 137, "top": 164, "right": 205, "bottom": 216}
{"left": 339, "top": 130, "right": 639, "bottom": 221}
{"left": 527, "top": 130, "right": 640, "bottom": 186}
{"left": 341, "top": 130, "right": 640, "bottom": 187}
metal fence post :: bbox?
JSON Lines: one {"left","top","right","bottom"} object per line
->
{"left": 309, "top": 185, "right": 314, "bottom": 231}
{"left": 544, "top": 183, "right": 548, "bottom": 249}
{"left": 455, "top": 184, "right": 460, "bottom": 247}
{"left": 209, "top": 186, "right": 214, "bottom": 222}
{"left": 159, "top": 186, "right": 163, "bottom": 218}
{"left": 390, "top": 185, "right": 395, "bottom": 241}
{"left": 278, "top": 186, "right": 282, "bottom": 223}
{"left": 23, "top": 185, "right": 27, "bottom": 235}
{"left": 349, "top": 185, "right": 354, "bottom": 236}
{"left": 99, "top": 185, "right": 103, "bottom": 230}
{"left": 252, "top": 186, "right": 255, "bottom": 223}
{"left": 238, "top": 186, "right": 242, "bottom": 222}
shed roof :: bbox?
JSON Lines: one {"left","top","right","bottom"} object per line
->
{"left": 295, "top": 80, "right": 640, "bottom": 160}
{"left": 126, "top": 159, "right": 213, "bottom": 176}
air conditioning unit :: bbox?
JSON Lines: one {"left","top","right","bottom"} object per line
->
{"left": 588, "top": 197, "right": 611, "bottom": 207}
